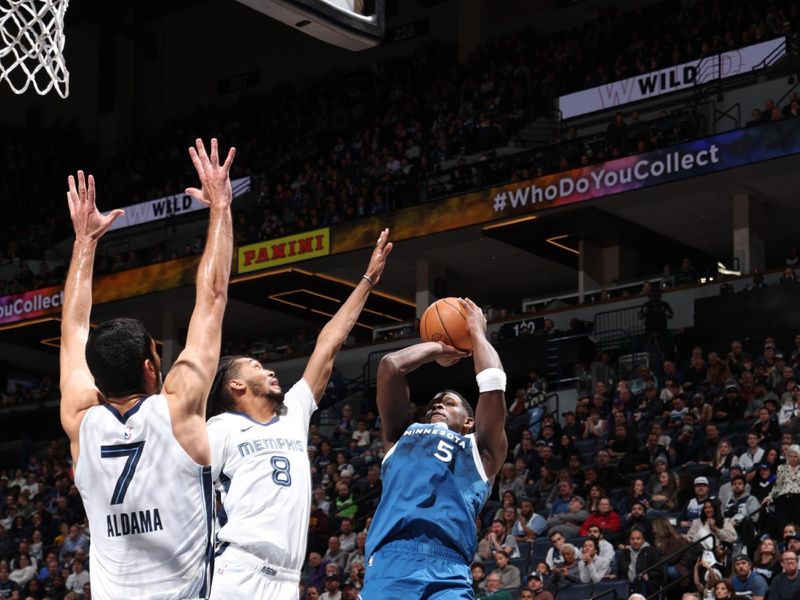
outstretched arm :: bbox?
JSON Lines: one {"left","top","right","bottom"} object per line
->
{"left": 303, "top": 229, "right": 393, "bottom": 402}
{"left": 377, "top": 341, "right": 467, "bottom": 452}
{"left": 60, "top": 172, "right": 124, "bottom": 462}
{"left": 462, "top": 298, "right": 508, "bottom": 480}
{"left": 162, "top": 139, "right": 235, "bottom": 446}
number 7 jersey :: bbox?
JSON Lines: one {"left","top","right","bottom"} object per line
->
{"left": 74, "top": 395, "right": 213, "bottom": 600}
{"left": 365, "top": 421, "right": 491, "bottom": 563}
{"left": 207, "top": 378, "right": 317, "bottom": 571}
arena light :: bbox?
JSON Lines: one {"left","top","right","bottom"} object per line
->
{"left": 482, "top": 215, "right": 539, "bottom": 232}
{"left": 545, "top": 235, "right": 580, "bottom": 255}
{"left": 717, "top": 261, "right": 741, "bottom": 276}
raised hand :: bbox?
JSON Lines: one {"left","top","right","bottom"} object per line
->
{"left": 460, "top": 297, "right": 487, "bottom": 337}
{"left": 364, "top": 228, "right": 393, "bottom": 286}
{"left": 66, "top": 171, "right": 124, "bottom": 242}
{"left": 186, "top": 138, "right": 236, "bottom": 209}
{"left": 435, "top": 341, "right": 469, "bottom": 368}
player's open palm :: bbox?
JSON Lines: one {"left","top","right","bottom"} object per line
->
{"left": 460, "top": 297, "right": 487, "bottom": 336}
{"left": 66, "top": 170, "right": 124, "bottom": 242}
{"left": 364, "top": 228, "right": 393, "bottom": 285}
{"left": 186, "top": 137, "right": 236, "bottom": 209}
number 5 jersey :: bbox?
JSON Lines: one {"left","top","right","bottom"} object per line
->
{"left": 365, "top": 421, "right": 491, "bottom": 564}
{"left": 206, "top": 378, "right": 316, "bottom": 571}
{"left": 74, "top": 395, "right": 213, "bottom": 600}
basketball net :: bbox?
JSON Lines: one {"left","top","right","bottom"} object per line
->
{"left": 0, "top": 0, "right": 69, "bottom": 98}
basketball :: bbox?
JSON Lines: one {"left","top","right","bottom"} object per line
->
{"left": 419, "top": 298, "right": 473, "bottom": 351}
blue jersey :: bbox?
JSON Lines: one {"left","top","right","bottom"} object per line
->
{"left": 365, "top": 422, "right": 491, "bottom": 563}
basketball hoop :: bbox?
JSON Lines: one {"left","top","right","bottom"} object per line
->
{"left": 0, "top": 0, "right": 69, "bottom": 98}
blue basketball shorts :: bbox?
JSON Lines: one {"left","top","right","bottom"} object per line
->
{"left": 359, "top": 540, "right": 473, "bottom": 600}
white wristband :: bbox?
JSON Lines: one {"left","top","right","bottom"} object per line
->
{"left": 476, "top": 368, "right": 506, "bottom": 393}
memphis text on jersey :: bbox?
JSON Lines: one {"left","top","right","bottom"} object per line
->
{"left": 403, "top": 426, "right": 467, "bottom": 449}
{"left": 106, "top": 508, "right": 163, "bottom": 537}
{"left": 237, "top": 437, "right": 305, "bottom": 457}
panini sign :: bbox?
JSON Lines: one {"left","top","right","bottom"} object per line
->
{"left": 237, "top": 228, "right": 330, "bottom": 273}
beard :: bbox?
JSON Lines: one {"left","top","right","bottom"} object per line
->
{"left": 251, "top": 381, "right": 286, "bottom": 414}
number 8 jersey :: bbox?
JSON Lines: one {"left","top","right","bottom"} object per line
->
{"left": 365, "top": 421, "right": 491, "bottom": 563}
{"left": 207, "top": 378, "right": 316, "bottom": 571}
{"left": 74, "top": 395, "right": 213, "bottom": 600}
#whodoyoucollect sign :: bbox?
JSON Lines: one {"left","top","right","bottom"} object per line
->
{"left": 0, "top": 286, "right": 64, "bottom": 325}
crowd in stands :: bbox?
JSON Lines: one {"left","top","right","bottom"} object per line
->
{"left": 7, "top": 320, "right": 800, "bottom": 599}
{"left": 3, "top": 0, "right": 800, "bottom": 296}
{"left": 747, "top": 92, "right": 800, "bottom": 126}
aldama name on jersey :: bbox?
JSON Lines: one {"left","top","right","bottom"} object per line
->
{"left": 106, "top": 508, "right": 163, "bottom": 537}
{"left": 404, "top": 427, "right": 467, "bottom": 449}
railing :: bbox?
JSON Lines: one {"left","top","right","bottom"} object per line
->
{"left": 593, "top": 308, "right": 646, "bottom": 347}
{"left": 592, "top": 586, "right": 624, "bottom": 600}
{"left": 638, "top": 532, "right": 717, "bottom": 600}
{"left": 713, "top": 102, "right": 741, "bottom": 133}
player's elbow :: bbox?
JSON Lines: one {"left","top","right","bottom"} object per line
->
{"left": 378, "top": 353, "right": 404, "bottom": 377}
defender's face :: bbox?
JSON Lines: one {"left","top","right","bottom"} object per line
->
{"left": 425, "top": 392, "right": 473, "bottom": 434}
{"left": 235, "top": 358, "right": 282, "bottom": 397}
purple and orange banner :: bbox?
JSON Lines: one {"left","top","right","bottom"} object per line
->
{"left": 0, "top": 286, "right": 65, "bottom": 326}
{"left": 332, "top": 118, "right": 800, "bottom": 253}
{"left": 0, "top": 256, "right": 201, "bottom": 327}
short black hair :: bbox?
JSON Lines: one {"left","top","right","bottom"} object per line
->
{"left": 85, "top": 318, "right": 155, "bottom": 397}
{"left": 430, "top": 389, "right": 474, "bottom": 419}
{"left": 207, "top": 356, "right": 247, "bottom": 418}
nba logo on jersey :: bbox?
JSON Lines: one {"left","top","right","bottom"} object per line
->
{"left": 124, "top": 426, "right": 133, "bottom": 440}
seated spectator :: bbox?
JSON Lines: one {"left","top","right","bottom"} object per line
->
{"left": 692, "top": 550, "right": 723, "bottom": 598}
{"left": 686, "top": 500, "right": 737, "bottom": 548}
{"left": 478, "top": 520, "right": 519, "bottom": 560}
{"left": 579, "top": 497, "right": 621, "bottom": 538}
{"left": 512, "top": 497, "right": 546, "bottom": 542}
{"left": 471, "top": 562, "right": 487, "bottom": 596}
{"left": 618, "top": 479, "right": 651, "bottom": 516}
{"left": 751, "top": 463, "right": 777, "bottom": 502}
{"left": 652, "top": 517, "right": 691, "bottom": 581}
{"left": 752, "top": 537, "right": 781, "bottom": 585}
{"left": 545, "top": 495, "right": 588, "bottom": 538}
{"left": 621, "top": 501, "right": 652, "bottom": 544}
{"left": 65, "top": 559, "right": 89, "bottom": 597}
{"left": 578, "top": 538, "right": 611, "bottom": 583}
{"left": 751, "top": 407, "right": 782, "bottom": 447}
{"left": 322, "top": 536, "right": 348, "bottom": 570}
{"left": 545, "top": 531, "right": 566, "bottom": 570}
{"left": 731, "top": 554, "right": 767, "bottom": 600}
{"left": 552, "top": 542, "right": 580, "bottom": 585}
{"left": 721, "top": 474, "right": 760, "bottom": 527}
{"left": 338, "top": 518, "right": 356, "bottom": 553}
{"left": 522, "top": 573, "right": 553, "bottom": 600}
{"left": 491, "top": 550, "right": 521, "bottom": 590}
{"left": 8, "top": 553, "right": 35, "bottom": 588}
{"left": 548, "top": 480, "right": 575, "bottom": 516}
{"left": 740, "top": 432, "right": 766, "bottom": 478}
{"left": 617, "top": 527, "right": 662, "bottom": 596}
{"left": 711, "top": 439, "right": 739, "bottom": 480}
{"left": 767, "top": 550, "right": 800, "bottom": 599}
{"left": 679, "top": 477, "right": 716, "bottom": 528}
{"left": 302, "top": 552, "right": 327, "bottom": 591}
{"left": 497, "top": 463, "right": 526, "bottom": 500}
{"left": 480, "top": 572, "right": 513, "bottom": 600}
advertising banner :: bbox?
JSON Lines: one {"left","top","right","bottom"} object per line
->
{"left": 332, "top": 118, "right": 800, "bottom": 253}
{"left": 238, "top": 228, "right": 330, "bottom": 274}
{"left": 0, "top": 286, "right": 64, "bottom": 325}
{"left": 559, "top": 37, "right": 785, "bottom": 119}
{"left": 108, "top": 177, "right": 251, "bottom": 231}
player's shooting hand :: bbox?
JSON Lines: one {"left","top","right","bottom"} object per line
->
{"left": 435, "top": 342, "right": 468, "bottom": 367}
{"left": 186, "top": 138, "right": 236, "bottom": 209}
{"left": 66, "top": 171, "right": 124, "bottom": 243}
{"left": 364, "top": 228, "right": 393, "bottom": 286}
{"left": 460, "top": 298, "right": 487, "bottom": 336}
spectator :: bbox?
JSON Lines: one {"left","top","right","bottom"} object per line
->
{"left": 753, "top": 537, "right": 781, "bottom": 585}
{"left": 764, "top": 444, "right": 800, "bottom": 531}
{"left": 320, "top": 574, "right": 342, "bottom": 600}
{"left": 739, "top": 432, "right": 766, "bottom": 476}
{"left": 512, "top": 498, "right": 546, "bottom": 542}
{"left": 302, "top": 552, "right": 327, "bottom": 591}
{"left": 768, "top": 550, "right": 800, "bottom": 599}
{"left": 523, "top": 572, "right": 553, "bottom": 600}
{"left": 545, "top": 495, "right": 588, "bottom": 538}
{"left": 471, "top": 562, "right": 487, "bottom": 596}
{"left": 752, "top": 463, "right": 777, "bottom": 502}
{"left": 481, "top": 572, "right": 513, "bottom": 600}
{"left": 490, "top": 550, "right": 521, "bottom": 590}
{"left": 680, "top": 477, "right": 716, "bottom": 527}
{"left": 722, "top": 475, "right": 760, "bottom": 527}
{"left": 675, "top": 258, "right": 698, "bottom": 286}
{"left": 731, "top": 554, "right": 767, "bottom": 600}
{"left": 8, "top": 553, "right": 35, "bottom": 588}
{"left": 578, "top": 538, "right": 611, "bottom": 583}
{"left": 65, "top": 559, "right": 89, "bottom": 597}
{"left": 552, "top": 543, "right": 580, "bottom": 585}
{"left": 686, "top": 500, "right": 737, "bottom": 548}
{"left": 338, "top": 518, "right": 356, "bottom": 553}
{"left": 617, "top": 527, "right": 662, "bottom": 595}
{"left": 652, "top": 517, "right": 690, "bottom": 581}
{"left": 478, "top": 520, "right": 519, "bottom": 560}
{"left": 322, "top": 536, "right": 347, "bottom": 570}
{"left": 0, "top": 565, "right": 19, "bottom": 599}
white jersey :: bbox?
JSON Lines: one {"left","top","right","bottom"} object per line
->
{"left": 208, "top": 378, "right": 316, "bottom": 571}
{"left": 74, "top": 395, "right": 213, "bottom": 600}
